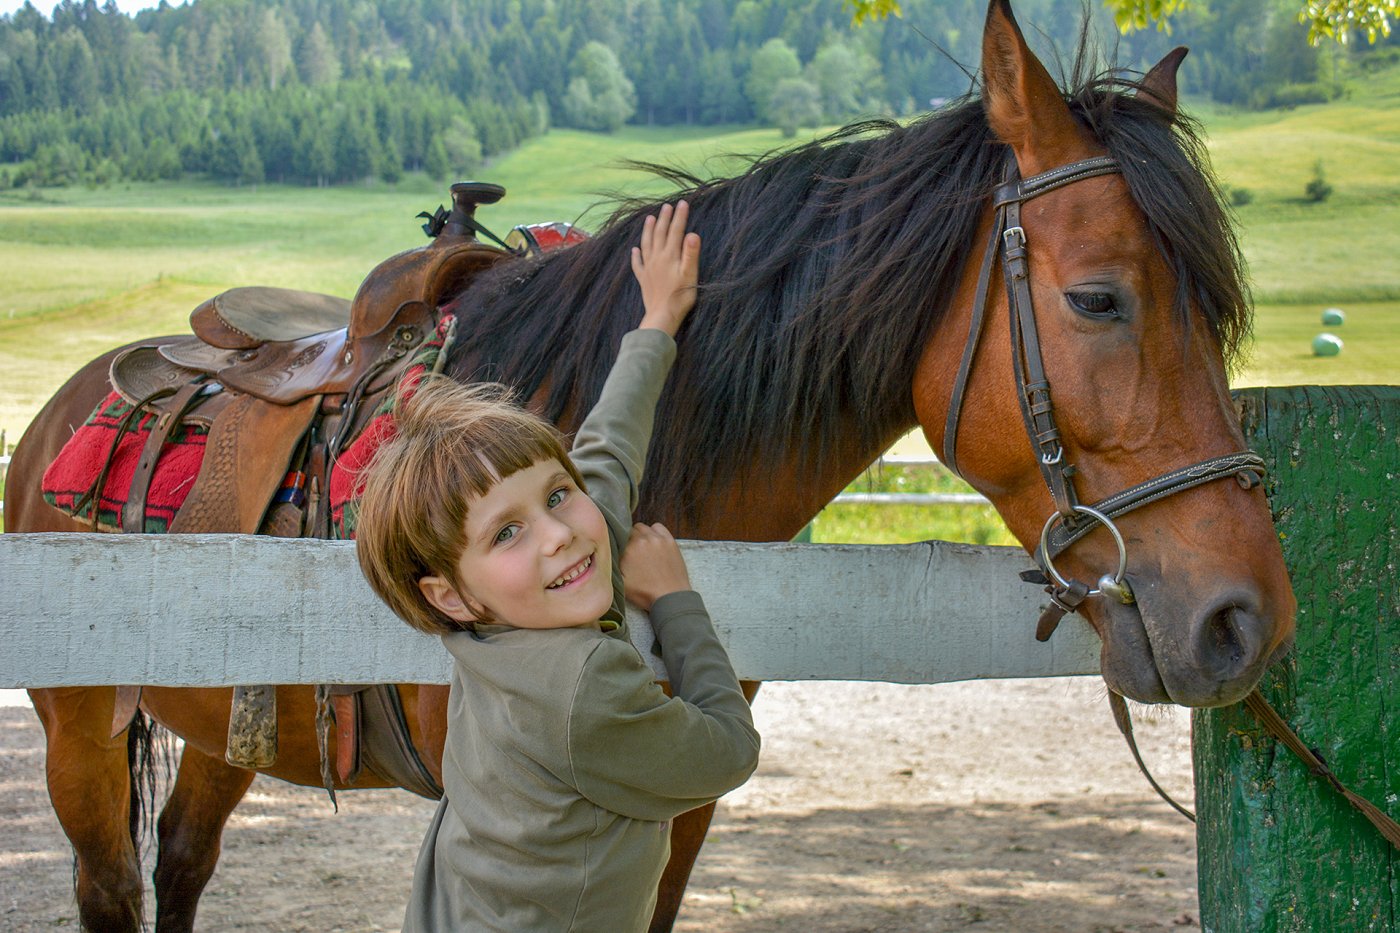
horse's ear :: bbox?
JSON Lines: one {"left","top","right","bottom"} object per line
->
{"left": 981, "top": 0, "right": 1083, "bottom": 176}
{"left": 1139, "top": 46, "right": 1188, "bottom": 114}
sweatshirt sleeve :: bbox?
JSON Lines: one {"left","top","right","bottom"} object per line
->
{"left": 566, "top": 592, "right": 759, "bottom": 821}
{"left": 568, "top": 328, "right": 676, "bottom": 554}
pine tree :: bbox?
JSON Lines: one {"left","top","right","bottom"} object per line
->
{"left": 299, "top": 23, "right": 341, "bottom": 87}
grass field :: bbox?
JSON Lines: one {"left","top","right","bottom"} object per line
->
{"left": 1, "top": 84, "right": 1395, "bottom": 545}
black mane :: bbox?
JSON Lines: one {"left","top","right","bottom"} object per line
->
{"left": 444, "top": 73, "right": 1250, "bottom": 526}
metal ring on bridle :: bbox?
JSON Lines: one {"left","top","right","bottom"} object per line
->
{"left": 1038, "top": 505, "right": 1128, "bottom": 597}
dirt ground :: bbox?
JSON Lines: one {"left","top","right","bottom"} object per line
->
{"left": 0, "top": 678, "right": 1199, "bottom": 933}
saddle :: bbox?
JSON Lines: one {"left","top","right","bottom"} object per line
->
{"left": 93, "top": 182, "right": 518, "bottom": 799}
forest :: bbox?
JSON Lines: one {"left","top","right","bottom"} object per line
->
{"left": 2, "top": 0, "right": 1397, "bottom": 188}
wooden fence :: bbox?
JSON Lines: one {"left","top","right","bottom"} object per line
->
{"left": 1194, "top": 385, "right": 1398, "bottom": 933}
{"left": 0, "top": 533, "right": 1097, "bottom": 688}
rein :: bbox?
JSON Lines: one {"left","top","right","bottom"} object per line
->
{"left": 941, "top": 155, "right": 1400, "bottom": 850}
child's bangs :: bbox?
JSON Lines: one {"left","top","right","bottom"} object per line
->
{"left": 452, "top": 418, "right": 577, "bottom": 502}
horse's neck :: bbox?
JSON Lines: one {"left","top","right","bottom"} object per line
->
{"left": 651, "top": 419, "right": 912, "bottom": 543}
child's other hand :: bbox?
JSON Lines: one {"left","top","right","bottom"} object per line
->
{"left": 631, "top": 200, "right": 701, "bottom": 337}
{"left": 621, "top": 522, "right": 693, "bottom": 612}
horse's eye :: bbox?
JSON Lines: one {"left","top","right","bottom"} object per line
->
{"left": 1067, "top": 291, "right": 1117, "bottom": 318}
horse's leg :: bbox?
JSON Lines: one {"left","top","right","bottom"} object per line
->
{"left": 649, "top": 802, "right": 722, "bottom": 933}
{"left": 648, "top": 680, "right": 761, "bottom": 933}
{"left": 29, "top": 686, "right": 147, "bottom": 932}
{"left": 151, "top": 744, "right": 256, "bottom": 933}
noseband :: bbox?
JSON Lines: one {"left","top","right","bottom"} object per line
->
{"left": 941, "top": 155, "right": 1265, "bottom": 640}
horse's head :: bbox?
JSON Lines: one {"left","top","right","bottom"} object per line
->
{"left": 916, "top": 0, "right": 1296, "bottom": 707}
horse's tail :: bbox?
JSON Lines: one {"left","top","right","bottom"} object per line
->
{"left": 126, "top": 709, "right": 174, "bottom": 860}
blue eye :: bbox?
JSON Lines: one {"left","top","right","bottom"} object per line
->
{"left": 548, "top": 488, "right": 568, "bottom": 508}
{"left": 494, "top": 525, "right": 518, "bottom": 544}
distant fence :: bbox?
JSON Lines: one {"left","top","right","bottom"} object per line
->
{"left": 832, "top": 455, "right": 992, "bottom": 508}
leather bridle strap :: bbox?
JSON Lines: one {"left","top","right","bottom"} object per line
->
{"left": 1039, "top": 452, "right": 1266, "bottom": 562}
{"left": 939, "top": 208, "right": 1004, "bottom": 479}
{"left": 942, "top": 155, "right": 1119, "bottom": 491}
{"left": 1002, "top": 185, "right": 1077, "bottom": 518}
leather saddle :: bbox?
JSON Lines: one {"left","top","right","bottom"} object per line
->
{"left": 104, "top": 182, "right": 514, "bottom": 796}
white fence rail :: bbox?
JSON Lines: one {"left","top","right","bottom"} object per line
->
{"left": 834, "top": 492, "right": 990, "bottom": 506}
{"left": 0, "top": 533, "right": 1098, "bottom": 688}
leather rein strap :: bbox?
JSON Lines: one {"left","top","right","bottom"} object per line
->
{"left": 1107, "top": 687, "right": 1400, "bottom": 850}
{"left": 940, "top": 154, "right": 1264, "bottom": 638}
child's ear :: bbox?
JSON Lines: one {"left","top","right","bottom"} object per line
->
{"left": 419, "top": 575, "right": 482, "bottom": 623}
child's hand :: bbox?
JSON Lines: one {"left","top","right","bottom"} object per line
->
{"left": 621, "top": 522, "right": 693, "bottom": 612}
{"left": 631, "top": 200, "right": 701, "bottom": 337}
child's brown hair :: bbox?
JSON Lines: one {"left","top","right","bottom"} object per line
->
{"left": 355, "top": 376, "right": 585, "bottom": 636}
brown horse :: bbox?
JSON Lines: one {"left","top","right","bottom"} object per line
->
{"left": 7, "top": 2, "right": 1295, "bottom": 930}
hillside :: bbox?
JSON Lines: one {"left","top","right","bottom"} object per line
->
{"left": 1, "top": 67, "right": 1396, "bottom": 438}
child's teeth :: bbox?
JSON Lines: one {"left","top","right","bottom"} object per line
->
{"left": 550, "top": 556, "right": 591, "bottom": 588}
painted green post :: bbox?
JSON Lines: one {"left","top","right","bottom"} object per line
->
{"left": 1195, "top": 386, "right": 1399, "bottom": 932}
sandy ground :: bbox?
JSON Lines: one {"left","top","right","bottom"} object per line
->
{"left": 0, "top": 679, "right": 1199, "bottom": 933}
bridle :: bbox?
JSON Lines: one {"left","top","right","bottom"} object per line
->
{"left": 941, "top": 153, "right": 1266, "bottom": 641}
{"left": 936, "top": 153, "right": 1400, "bottom": 846}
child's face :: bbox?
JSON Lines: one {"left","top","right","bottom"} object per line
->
{"left": 419, "top": 458, "right": 613, "bottom": 630}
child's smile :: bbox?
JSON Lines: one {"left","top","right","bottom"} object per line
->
{"left": 424, "top": 457, "right": 614, "bottom": 630}
{"left": 547, "top": 554, "right": 595, "bottom": 590}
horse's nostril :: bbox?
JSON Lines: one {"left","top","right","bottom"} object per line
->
{"left": 1205, "top": 604, "right": 1246, "bottom": 666}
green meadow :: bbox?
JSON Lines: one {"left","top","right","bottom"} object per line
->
{"left": 1, "top": 83, "right": 1395, "bottom": 545}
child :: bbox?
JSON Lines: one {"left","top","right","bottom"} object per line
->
{"left": 355, "top": 201, "right": 760, "bottom": 932}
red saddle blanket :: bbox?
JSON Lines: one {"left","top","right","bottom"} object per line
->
{"left": 41, "top": 392, "right": 209, "bottom": 533}
{"left": 328, "top": 313, "right": 457, "bottom": 539}
{"left": 41, "top": 314, "right": 457, "bottom": 537}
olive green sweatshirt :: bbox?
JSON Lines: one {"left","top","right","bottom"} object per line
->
{"left": 401, "top": 328, "right": 760, "bottom": 932}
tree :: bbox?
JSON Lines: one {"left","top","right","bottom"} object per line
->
{"left": 439, "top": 116, "right": 482, "bottom": 175}
{"left": 699, "top": 48, "right": 748, "bottom": 124}
{"left": 234, "top": 127, "right": 264, "bottom": 186}
{"left": 843, "top": 0, "right": 1397, "bottom": 46}
{"left": 147, "top": 136, "right": 182, "bottom": 180}
{"left": 745, "top": 38, "right": 800, "bottom": 122}
{"left": 805, "top": 41, "right": 883, "bottom": 121}
{"left": 560, "top": 41, "right": 635, "bottom": 132}
{"left": 254, "top": 9, "right": 292, "bottom": 91}
{"left": 333, "top": 105, "right": 378, "bottom": 183}
{"left": 769, "top": 77, "right": 822, "bottom": 136}
{"left": 299, "top": 23, "right": 341, "bottom": 87}
{"left": 53, "top": 29, "right": 99, "bottom": 112}
{"left": 1110, "top": 0, "right": 1397, "bottom": 44}
{"left": 1304, "top": 159, "right": 1333, "bottom": 201}
{"left": 294, "top": 118, "right": 334, "bottom": 187}
{"left": 424, "top": 136, "right": 451, "bottom": 182}
{"left": 378, "top": 135, "right": 403, "bottom": 184}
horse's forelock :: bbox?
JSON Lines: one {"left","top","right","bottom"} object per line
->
{"left": 1071, "top": 81, "right": 1253, "bottom": 369}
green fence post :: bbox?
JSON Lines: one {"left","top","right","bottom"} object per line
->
{"left": 1195, "top": 386, "right": 1399, "bottom": 932}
